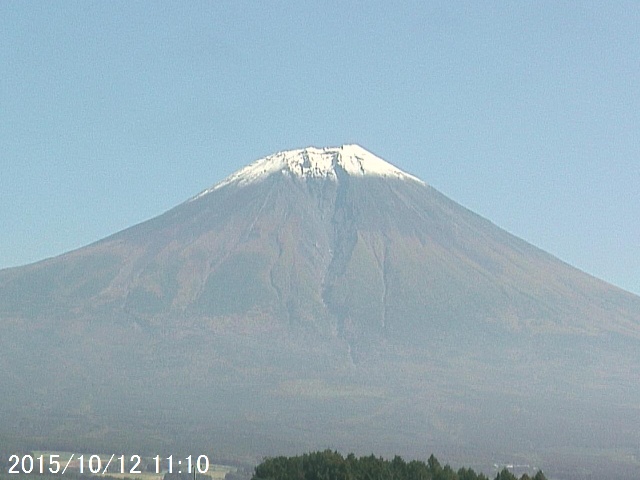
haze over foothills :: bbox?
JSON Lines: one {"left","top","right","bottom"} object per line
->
{"left": 1, "top": 2, "right": 639, "bottom": 296}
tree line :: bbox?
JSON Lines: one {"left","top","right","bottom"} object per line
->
{"left": 251, "top": 450, "right": 547, "bottom": 480}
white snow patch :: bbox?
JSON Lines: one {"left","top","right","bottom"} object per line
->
{"left": 191, "top": 144, "right": 424, "bottom": 201}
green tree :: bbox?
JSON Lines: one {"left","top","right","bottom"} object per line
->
{"left": 405, "top": 460, "right": 431, "bottom": 480}
{"left": 494, "top": 468, "right": 517, "bottom": 480}
{"left": 458, "top": 467, "right": 487, "bottom": 480}
{"left": 427, "top": 454, "right": 442, "bottom": 475}
{"left": 253, "top": 455, "right": 303, "bottom": 480}
{"left": 436, "top": 464, "right": 457, "bottom": 480}
{"left": 301, "top": 450, "right": 350, "bottom": 480}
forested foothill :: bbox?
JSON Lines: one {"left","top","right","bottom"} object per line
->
{"left": 251, "top": 451, "right": 547, "bottom": 480}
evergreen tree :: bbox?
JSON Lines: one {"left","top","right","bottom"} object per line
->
{"left": 427, "top": 454, "right": 442, "bottom": 475}
{"left": 493, "top": 468, "right": 517, "bottom": 480}
{"left": 251, "top": 451, "right": 549, "bottom": 480}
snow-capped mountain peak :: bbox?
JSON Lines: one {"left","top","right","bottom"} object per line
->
{"left": 192, "top": 144, "right": 424, "bottom": 200}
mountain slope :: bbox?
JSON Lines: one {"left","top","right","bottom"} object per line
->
{"left": 1, "top": 145, "right": 639, "bottom": 478}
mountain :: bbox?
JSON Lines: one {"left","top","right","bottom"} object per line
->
{"left": 1, "top": 145, "right": 639, "bottom": 478}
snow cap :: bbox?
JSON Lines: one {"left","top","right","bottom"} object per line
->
{"left": 193, "top": 144, "right": 423, "bottom": 200}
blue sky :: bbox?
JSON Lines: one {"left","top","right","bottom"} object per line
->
{"left": 1, "top": 1, "right": 639, "bottom": 295}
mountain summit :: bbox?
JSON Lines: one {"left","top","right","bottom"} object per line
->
{"left": 194, "top": 144, "right": 423, "bottom": 197}
{"left": 1, "top": 145, "right": 639, "bottom": 477}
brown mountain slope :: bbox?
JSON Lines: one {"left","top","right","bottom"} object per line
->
{"left": 1, "top": 145, "right": 639, "bottom": 478}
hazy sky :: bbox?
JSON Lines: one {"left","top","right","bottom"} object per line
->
{"left": 2, "top": 2, "right": 639, "bottom": 295}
